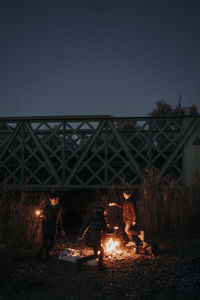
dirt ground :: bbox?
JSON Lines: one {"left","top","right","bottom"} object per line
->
{"left": 1, "top": 234, "right": 200, "bottom": 300}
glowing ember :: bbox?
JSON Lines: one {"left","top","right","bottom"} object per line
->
{"left": 104, "top": 238, "right": 122, "bottom": 255}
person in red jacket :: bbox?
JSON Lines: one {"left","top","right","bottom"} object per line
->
{"left": 110, "top": 191, "right": 144, "bottom": 246}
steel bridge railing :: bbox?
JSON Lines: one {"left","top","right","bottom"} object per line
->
{"left": 0, "top": 115, "right": 199, "bottom": 190}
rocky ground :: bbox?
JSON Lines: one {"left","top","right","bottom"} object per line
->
{"left": 1, "top": 234, "right": 200, "bottom": 300}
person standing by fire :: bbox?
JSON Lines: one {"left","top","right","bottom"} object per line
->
{"left": 109, "top": 191, "right": 144, "bottom": 246}
{"left": 37, "top": 192, "right": 64, "bottom": 260}
{"left": 77, "top": 206, "right": 114, "bottom": 271}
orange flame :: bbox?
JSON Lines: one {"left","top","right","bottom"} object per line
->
{"left": 104, "top": 238, "right": 122, "bottom": 255}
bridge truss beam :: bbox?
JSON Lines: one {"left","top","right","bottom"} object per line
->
{"left": 0, "top": 116, "right": 199, "bottom": 190}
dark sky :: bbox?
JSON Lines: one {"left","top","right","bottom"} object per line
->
{"left": 0, "top": 0, "right": 199, "bottom": 117}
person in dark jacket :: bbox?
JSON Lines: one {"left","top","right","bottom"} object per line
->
{"left": 38, "top": 192, "right": 63, "bottom": 259}
{"left": 110, "top": 191, "right": 144, "bottom": 246}
{"left": 77, "top": 206, "right": 114, "bottom": 271}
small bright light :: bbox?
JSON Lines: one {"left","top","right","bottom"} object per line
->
{"left": 35, "top": 210, "right": 41, "bottom": 216}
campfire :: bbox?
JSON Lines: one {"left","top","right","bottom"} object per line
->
{"left": 105, "top": 238, "right": 119, "bottom": 253}
{"left": 57, "top": 234, "right": 152, "bottom": 267}
{"left": 57, "top": 227, "right": 149, "bottom": 266}
{"left": 103, "top": 237, "right": 123, "bottom": 256}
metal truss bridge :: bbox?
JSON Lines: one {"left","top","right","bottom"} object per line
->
{"left": 0, "top": 115, "right": 199, "bottom": 190}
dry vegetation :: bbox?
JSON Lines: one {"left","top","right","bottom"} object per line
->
{"left": 0, "top": 191, "right": 46, "bottom": 251}
{"left": 0, "top": 191, "right": 47, "bottom": 278}
{"left": 89, "top": 172, "right": 200, "bottom": 236}
{"left": 137, "top": 172, "right": 200, "bottom": 235}
{"left": 0, "top": 173, "right": 200, "bottom": 280}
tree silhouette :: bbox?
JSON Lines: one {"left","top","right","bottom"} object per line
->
{"left": 149, "top": 99, "right": 199, "bottom": 116}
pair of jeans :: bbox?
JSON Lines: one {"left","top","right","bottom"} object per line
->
{"left": 38, "top": 233, "right": 55, "bottom": 258}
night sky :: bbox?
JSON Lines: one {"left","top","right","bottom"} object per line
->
{"left": 0, "top": 0, "right": 200, "bottom": 117}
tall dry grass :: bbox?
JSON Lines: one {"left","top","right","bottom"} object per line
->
{"left": 0, "top": 191, "right": 47, "bottom": 265}
{"left": 0, "top": 190, "right": 46, "bottom": 278}
{"left": 0, "top": 172, "right": 199, "bottom": 272}
{"left": 87, "top": 173, "right": 200, "bottom": 237}
{"left": 137, "top": 171, "right": 200, "bottom": 235}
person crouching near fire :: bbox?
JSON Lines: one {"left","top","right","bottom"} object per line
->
{"left": 109, "top": 191, "right": 144, "bottom": 246}
{"left": 77, "top": 206, "right": 114, "bottom": 271}
{"left": 37, "top": 192, "right": 64, "bottom": 260}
